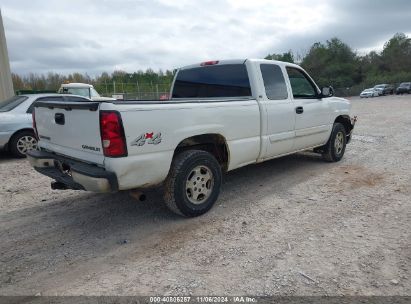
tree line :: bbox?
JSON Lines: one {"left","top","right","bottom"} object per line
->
{"left": 11, "top": 32, "right": 411, "bottom": 96}
{"left": 266, "top": 33, "right": 411, "bottom": 94}
{"left": 12, "top": 69, "right": 175, "bottom": 96}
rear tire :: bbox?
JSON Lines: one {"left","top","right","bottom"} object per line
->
{"left": 322, "top": 123, "right": 346, "bottom": 162}
{"left": 9, "top": 130, "right": 38, "bottom": 158}
{"left": 164, "top": 150, "right": 222, "bottom": 217}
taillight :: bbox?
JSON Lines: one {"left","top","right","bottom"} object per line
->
{"left": 100, "top": 111, "right": 127, "bottom": 157}
{"left": 200, "top": 60, "right": 219, "bottom": 66}
{"left": 32, "top": 109, "right": 38, "bottom": 139}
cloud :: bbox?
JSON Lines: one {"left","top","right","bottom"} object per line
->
{"left": 1, "top": 0, "right": 410, "bottom": 75}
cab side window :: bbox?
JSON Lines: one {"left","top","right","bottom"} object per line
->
{"left": 260, "top": 64, "right": 288, "bottom": 100}
{"left": 286, "top": 67, "right": 318, "bottom": 99}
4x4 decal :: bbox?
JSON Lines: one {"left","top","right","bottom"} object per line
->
{"left": 131, "top": 132, "right": 162, "bottom": 146}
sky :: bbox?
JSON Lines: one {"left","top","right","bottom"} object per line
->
{"left": 1, "top": 0, "right": 410, "bottom": 75}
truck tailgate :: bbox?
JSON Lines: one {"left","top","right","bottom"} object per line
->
{"left": 34, "top": 101, "right": 105, "bottom": 165}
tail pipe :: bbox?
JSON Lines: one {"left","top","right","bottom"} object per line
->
{"left": 130, "top": 190, "right": 146, "bottom": 201}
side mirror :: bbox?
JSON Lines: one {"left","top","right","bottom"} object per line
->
{"left": 321, "top": 86, "right": 334, "bottom": 97}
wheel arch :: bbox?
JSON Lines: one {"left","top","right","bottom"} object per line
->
{"left": 173, "top": 133, "right": 230, "bottom": 172}
{"left": 8, "top": 128, "right": 35, "bottom": 149}
{"left": 334, "top": 115, "right": 353, "bottom": 136}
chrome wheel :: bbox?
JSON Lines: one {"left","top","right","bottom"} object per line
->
{"left": 334, "top": 131, "right": 344, "bottom": 155}
{"left": 185, "top": 165, "right": 214, "bottom": 205}
{"left": 16, "top": 135, "right": 37, "bottom": 155}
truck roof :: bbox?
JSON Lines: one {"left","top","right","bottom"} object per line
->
{"left": 179, "top": 59, "right": 301, "bottom": 70}
{"left": 61, "top": 83, "right": 94, "bottom": 88}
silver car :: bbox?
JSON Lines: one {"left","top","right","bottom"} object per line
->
{"left": 360, "top": 88, "right": 379, "bottom": 98}
{"left": 0, "top": 94, "right": 91, "bottom": 157}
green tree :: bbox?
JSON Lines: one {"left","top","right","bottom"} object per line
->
{"left": 265, "top": 51, "right": 294, "bottom": 63}
{"left": 381, "top": 33, "right": 411, "bottom": 73}
{"left": 301, "top": 38, "right": 360, "bottom": 88}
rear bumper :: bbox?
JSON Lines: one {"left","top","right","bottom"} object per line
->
{"left": 27, "top": 150, "right": 118, "bottom": 193}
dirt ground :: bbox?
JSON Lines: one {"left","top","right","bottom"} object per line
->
{"left": 0, "top": 95, "right": 410, "bottom": 296}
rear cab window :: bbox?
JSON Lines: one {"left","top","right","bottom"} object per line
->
{"left": 172, "top": 64, "right": 252, "bottom": 98}
{"left": 60, "top": 87, "right": 91, "bottom": 98}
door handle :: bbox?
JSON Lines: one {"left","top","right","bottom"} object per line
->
{"left": 295, "top": 106, "right": 304, "bottom": 114}
{"left": 55, "top": 113, "right": 65, "bottom": 125}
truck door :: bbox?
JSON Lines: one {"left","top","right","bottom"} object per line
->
{"left": 285, "top": 67, "right": 331, "bottom": 151}
{"left": 258, "top": 63, "right": 296, "bottom": 160}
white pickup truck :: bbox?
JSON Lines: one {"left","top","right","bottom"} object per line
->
{"left": 58, "top": 83, "right": 115, "bottom": 101}
{"left": 27, "top": 59, "right": 356, "bottom": 217}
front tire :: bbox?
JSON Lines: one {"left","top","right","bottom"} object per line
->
{"left": 164, "top": 150, "right": 222, "bottom": 217}
{"left": 9, "top": 130, "right": 38, "bottom": 158}
{"left": 322, "top": 123, "right": 347, "bottom": 162}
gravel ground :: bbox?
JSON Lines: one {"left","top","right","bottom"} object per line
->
{"left": 0, "top": 95, "right": 410, "bottom": 296}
